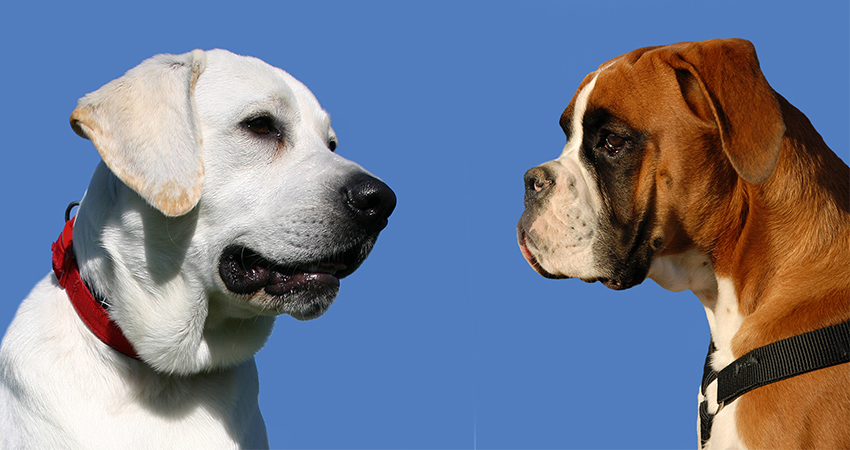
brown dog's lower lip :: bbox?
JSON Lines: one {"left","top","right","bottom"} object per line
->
{"left": 517, "top": 225, "right": 567, "bottom": 280}
{"left": 518, "top": 229, "right": 534, "bottom": 262}
{"left": 517, "top": 227, "right": 545, "bottom": 274}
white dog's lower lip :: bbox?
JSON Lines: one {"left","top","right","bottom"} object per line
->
{"left": 218, "top": 245, "right": 353, "bottom": 296}
{"left": 264, "top": 272, "right": 339, "bottom": 295}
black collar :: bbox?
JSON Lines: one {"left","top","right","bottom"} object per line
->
{"left": 699, "top": 319, "right": 850, "bottom": 448}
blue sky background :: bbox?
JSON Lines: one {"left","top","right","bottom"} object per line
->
{"left": 1, "top": 2, "right": 848, "bottom": 449}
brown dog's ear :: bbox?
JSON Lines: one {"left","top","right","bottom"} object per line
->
{"left": 666, "top": 39, "right": 785, "bottom": 184}
{"left": 70, "top": 50, "right": 207, "bottom": 217}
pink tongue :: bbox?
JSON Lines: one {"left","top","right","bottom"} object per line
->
{"left": 264, "top": 270, "right": 339, "bottom": 295}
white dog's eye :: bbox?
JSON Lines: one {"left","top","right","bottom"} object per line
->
{"left": 245, "top": 116, "right": 281, "bottom": 139}
{"left": 328, "top": 138, "right": 338, "bottom": 152}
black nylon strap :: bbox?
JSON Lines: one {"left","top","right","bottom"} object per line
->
{"left": 717, "top": 320, "right": 850, "bottom": 405}
{"left": 699, "top": 340, "right": 718, "bottom": 448}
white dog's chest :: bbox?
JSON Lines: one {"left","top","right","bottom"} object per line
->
{"left": 1, "top": 276, "right": 268, "bottom": 449}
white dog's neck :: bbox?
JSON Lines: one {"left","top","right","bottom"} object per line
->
{"left": 72, "top": 163, "right": 275, "bottom": 375}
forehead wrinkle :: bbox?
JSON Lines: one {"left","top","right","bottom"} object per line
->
{"left": 590, "top": 57, "right": 675, "bottom": 135}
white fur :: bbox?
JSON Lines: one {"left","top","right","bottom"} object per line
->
{"left": 700, "top": 278, "right": 746, "bottom": 450}
{"left": 649, "top": 257, "right": 746, "bottom": 449}
{"left": 0, "top": 49, "right": 383, "bottom": 448}
{"left": 520, "top": 71, "right": 604, "bottom": 279}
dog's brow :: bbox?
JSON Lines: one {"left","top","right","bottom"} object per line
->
{"left": 238, "top": 95, "right": 302, "bottom": 127}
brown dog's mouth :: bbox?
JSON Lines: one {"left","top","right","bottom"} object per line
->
{"left": 517, "top": 228, "right": 540, "bottom": 270}
{"left": 218, "top": 245, "right": 361, "bottom": 296}
{"left": 517, "top": 226, "right": 563, "bottom": 280}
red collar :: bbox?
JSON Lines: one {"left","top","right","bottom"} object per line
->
{"left": 52, "top": 218, "right": 139, "bottom": 359}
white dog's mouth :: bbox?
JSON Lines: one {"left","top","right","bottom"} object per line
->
{"left": 218, "top": 244, "right": 363, "bottom": 299}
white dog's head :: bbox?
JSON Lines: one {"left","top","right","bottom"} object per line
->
{"left": 68, "top": 49, "right": 395, "bottom": 374}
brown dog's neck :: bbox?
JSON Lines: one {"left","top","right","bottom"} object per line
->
{"left": 711, "top": 97, "right": 850, "bottom": 355}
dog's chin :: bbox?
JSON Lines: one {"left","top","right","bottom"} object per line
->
{"left": 597, "top": 266, "right": 650, "bottom": 291}
{"left": 254, "top": 283, "right": 340, "bottom": 320}
{"left": 518, "top": 227, "right": 645, "bottom": 290}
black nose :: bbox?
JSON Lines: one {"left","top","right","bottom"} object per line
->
{"left": 343, "top": 174, "right": 397, "bottom": 232}
{"left": 523, "top": 166, "right": 554, "bottom": 207}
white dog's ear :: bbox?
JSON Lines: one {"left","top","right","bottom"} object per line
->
{"left": 70, "top": 50, "right": 207, "bottom": 217}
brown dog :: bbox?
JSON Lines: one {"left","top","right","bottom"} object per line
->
{"left": 517, "top": 39, "right": 849, "bottom": 448}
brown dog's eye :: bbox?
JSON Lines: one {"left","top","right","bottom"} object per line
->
{"left": 603, "top": 133, "right": 626, "bottom": 156}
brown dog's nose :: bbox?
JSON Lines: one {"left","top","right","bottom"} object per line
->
{"left": 523, "top": 166, "right": 555, "bottom": 207}
{"left": 343, "top": 174, "right": 397, "bottom": 233}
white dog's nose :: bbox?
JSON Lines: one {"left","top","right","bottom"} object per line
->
{"left": 343, "top": 175, "right": 397, "bottom": 233}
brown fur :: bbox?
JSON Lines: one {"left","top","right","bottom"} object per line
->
{"left": 574, "top": 39, "right": 849, "bottom": 447}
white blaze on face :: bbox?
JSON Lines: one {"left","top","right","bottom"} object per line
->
{"left": 521, "top": 70, "right": 606, "bottom": 280}
{"left": 560, "top": 70, "right": 603, "bottom": 159}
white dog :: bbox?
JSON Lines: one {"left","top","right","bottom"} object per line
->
{"left": 0, "top": 49, "right": 395, "bottom": 448}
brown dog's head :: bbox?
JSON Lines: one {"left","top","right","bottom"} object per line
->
{"left": 517, "top": 39, "right": 785, "bottom": 290}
